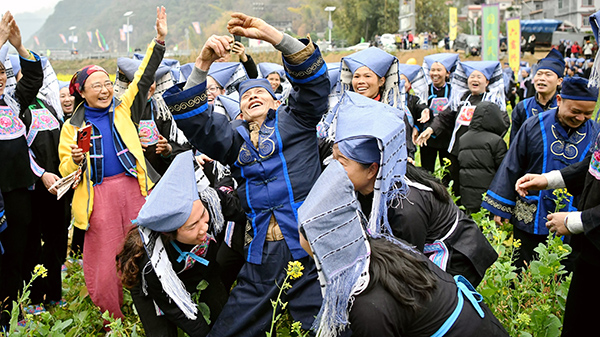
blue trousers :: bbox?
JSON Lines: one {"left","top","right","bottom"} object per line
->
{"left": 209, "top": 240, "right": 322, "bottom": 337}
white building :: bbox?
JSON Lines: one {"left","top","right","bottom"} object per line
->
{"left": 520, "top": 0, "right": 597, "bottom": 31}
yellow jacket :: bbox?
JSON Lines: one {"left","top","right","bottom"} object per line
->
{"left": 59, "top": 39, "right": 164, "bottom": 230}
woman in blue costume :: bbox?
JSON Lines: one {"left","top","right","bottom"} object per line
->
{"left": 162, "top": 12, "right": 329, "bottom": 336}
{"left": 297, "top": 157, "right": 508, "bottom": 337}
{"left": 416, "top": 60, "right": 508, "bottom": 197}
{"left": 482, "top": 77, "right": 598, "bottom": 270}
{"left": 324, "top": 91, "right": 496, "bottom": 288}
{"left": 415, "top": 53, "right": 459, "bottom": 175}
{"left": 118, "top": 151, "right": 228, "bottom": 337}
{"left": 337, "top": 47, "right": 415, "bottom": 157}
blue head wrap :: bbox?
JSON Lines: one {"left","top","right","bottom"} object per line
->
{"left": 327, "top": 62, "right": 342, "bottom": 92}
{"left": 337, "top": 137, "right": 380, "bottom": 165}
{"left": 134, "top": 150, "right": 199, "bottom": 232}
{"left": 560, "top": 77, "right": 599, "bottom": 101}
{"left": 397, "top": 64, "right": 423, "bottom": 83}
{"left": 8, "top": 55, "right": 20, "bottom": 76}
{"left": 333, "top": 91, "right": 408, "bottom": 235}
{"left": 58, "top": 81, "right": 70, "bottom": 90}
{"left": 179, "top": 63, "right": 194, "bottom": 81}
{"left": 298, "top": 160, "right": 371, "bottom": 337}
{"left": 423, "top": 53, "right": 460, "bottom": 72}
{"left": 461, "top": 61, "right": 499, "bottom": 80}
{"left": 258, "top": 62, "right": 285, "bottom": 79}
{"left": 215, "top": 94, "right": 241, "bottom": 120}
{"left": 342, "top": 47, "right": 395, "bottom": 77}
{"left": 536, "top": 49, "right": 565, "bottom": 78}
{"left": 208, "top": 62, "right": 242, "bottom": 88}
{"left": 117, "top": 57, "right": 171, "bottom": 82}
{"left": 238, "top": 79, "right": 277, "bottom": 100}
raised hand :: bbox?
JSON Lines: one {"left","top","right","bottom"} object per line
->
{"left": 232, "top": 41, "right": 248, "bottom": 62}
{"left": 156, "top": 6, "right": 167, "bottom": 41}
{"left": 195, "top": 35, "right": 233, "bottom": 71}
{"left": 1, "top": 11, "right": 27, "bottom": 57}
{"left": 0, "top": 11, "right": 11, "bottom": 46}
{"left": 227, "top": 12, "right": 283, "bottom": 46}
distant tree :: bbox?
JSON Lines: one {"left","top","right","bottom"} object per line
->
{"left": 336, "top": 0, "right": 400, "bottom": 45}
{"left": 416, "top": 0, "right": 449, "bottom": 35}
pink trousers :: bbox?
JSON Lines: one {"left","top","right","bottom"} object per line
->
{"left": 83, "top": 173, "right": 147, "bottom": 320}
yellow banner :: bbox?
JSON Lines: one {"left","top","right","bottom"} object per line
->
{"left": 507, "top": 18, "right": 521, "bottom": 80}
{"left": 449, "top": 7, "right": 458, "bottom": 40}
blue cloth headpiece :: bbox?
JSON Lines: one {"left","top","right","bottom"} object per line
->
{"left": 238, "top": 79, "right": 277, "bottom": 100}
{"left": 179, "top": 63, "right": 194, "bottom": 81}
{"left": 8, "top": 55, "right": 20, "bottom": 76}
{"left": 0, "top": 45, "right": 8, "bottom": 67}
{"left": 215, "top": 94, "right": 241, "bottom": 120}
{"left": 536, "top": 49, "right": 565, "bottom": 78}
{"left": 327, "top": 62, "right": 342, "bottom": 92}
{"left": 58, "top": 81, "right": 70, "bottom": 90}
{"left": 337, "top": 137, "right": 380, "bottom": 165}
{"left": 208, "top": 62, "right": 241, "bottom": 88}
{"left": 342, "top": 47, "right": 395, "bottom": 77}
{"left": 258, "top": 62, "right": 285, "bottom": 79}
{"left": 333, "top": 91, "right": 408, "bottom": 235}
{"left": 423, "top": 53, "right": 460, "bottom": 72}
{"left": 461, "top": 61, "right": 499, "bottom": 80}
{"left": 397, "top": 64, "right": 422, "bottom": 83}
{"left": 117, "top": 57, "right": 171, "bottom": 82}
{"left": 134, "top": 150, "right": 199, "bottom": 232}
{"left": 298, "top": 160, "right": 371, "bottom": 337}
{"left": 560, "top": 77, "right": 599, "bottom": 101}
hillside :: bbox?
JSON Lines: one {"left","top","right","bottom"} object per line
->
{"left": 25, "top": 0, "right": 309, "bottom": 53}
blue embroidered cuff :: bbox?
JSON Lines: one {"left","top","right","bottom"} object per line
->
{"left": 163, "top": 81, "right": 208, "bottom": 120}
{"left": 481, "top": 190, "right": 514, "bottom": 220}
{"left": 283, "top": 40, "right": 326, "bottom": 84}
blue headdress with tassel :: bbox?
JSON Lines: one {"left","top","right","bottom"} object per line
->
{"left": 333, "top": 91, "right": 408, "bottom": 235}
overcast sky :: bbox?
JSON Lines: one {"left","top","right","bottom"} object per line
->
{"left": 5, "top": 0, "right": 61, "bottom": 15}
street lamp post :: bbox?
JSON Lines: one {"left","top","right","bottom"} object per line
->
{"left": 324, "top": 6, "right": 336, "bottom": 48}
{"left": 69, "top": 26, "right": 76, "bottom": 51}
{"left": 124, "top": 11, "right": 134, "bottom": 55}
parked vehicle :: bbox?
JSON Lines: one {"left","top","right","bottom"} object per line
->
{"left": 346, "top": 42, "right": 371, "bottom": 51}
{"left": 380, "top": 33, "right": 397, "bottom": 51}
{"left": 454, "top": 33, "right": 481, "bottom": 56}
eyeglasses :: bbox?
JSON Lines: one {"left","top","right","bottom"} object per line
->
{"left": 207, "top": 85, "right": 223, "bottom": 94}
{"left": 88, "top": 81, "right": 114, "bottom": 93}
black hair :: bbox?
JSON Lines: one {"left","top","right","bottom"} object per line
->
{"left": 405, "top": 164, "right": 451, "bottom": 203}
{"left": 368, "top": 237, "right": 438, "bottom": 313}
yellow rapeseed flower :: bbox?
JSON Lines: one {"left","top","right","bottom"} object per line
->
{"left": 517, "top": 313, "right": 531, "bottom": 325}
{"left": 513, "top": 239, "right": 522, "bottom": 248}
{"left": 33, "top": 264, "right": 48, "bottom": 278}
{"left": 286, "top": 261, "right": 304, "bottom": 280}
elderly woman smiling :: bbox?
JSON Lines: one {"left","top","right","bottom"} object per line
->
{"left": 57, "top": 7, "right": 167, "bottom": 324}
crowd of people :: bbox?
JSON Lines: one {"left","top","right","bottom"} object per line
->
{"left": 1, "top": 6, "right": 600, "bottom": 337}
